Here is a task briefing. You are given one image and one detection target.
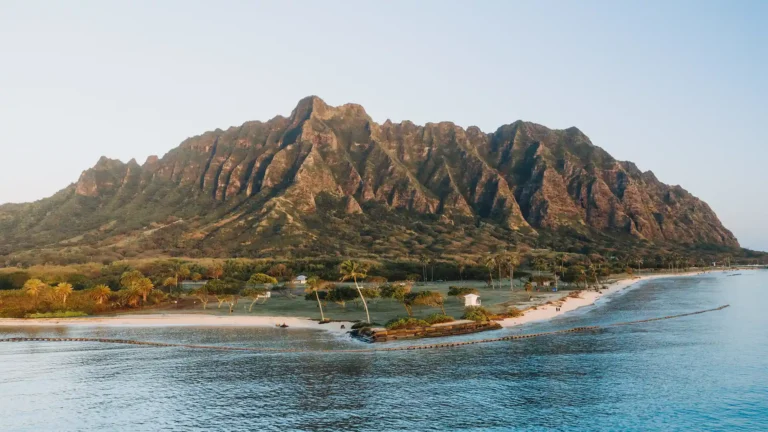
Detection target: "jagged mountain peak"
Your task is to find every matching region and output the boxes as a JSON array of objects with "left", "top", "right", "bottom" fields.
[{"left": 0, "top": 97, "right": 739, "bottom": 261}]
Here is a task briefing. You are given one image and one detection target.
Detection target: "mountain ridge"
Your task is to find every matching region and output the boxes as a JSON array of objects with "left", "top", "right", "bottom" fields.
[{"left": 0, "top": 96, "right": 739, "bottom": 264}]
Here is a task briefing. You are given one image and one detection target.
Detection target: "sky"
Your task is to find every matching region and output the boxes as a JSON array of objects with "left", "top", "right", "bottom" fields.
[{"left": 1, "top": 0, "right": 766, "bottom": 250}]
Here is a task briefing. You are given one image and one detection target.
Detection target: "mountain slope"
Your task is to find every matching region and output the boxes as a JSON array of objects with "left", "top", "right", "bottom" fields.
[{"left": 0, "top": 96, "right": 738, "bottom": 263}]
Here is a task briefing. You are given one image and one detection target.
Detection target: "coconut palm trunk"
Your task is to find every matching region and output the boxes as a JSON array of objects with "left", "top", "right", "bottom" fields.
[
  {"left": 352, "top": 275, "right": 371, "bottom": 324},
  {"left": 488, "top": 268, "right": 494, "bottom": 290},
  {"left": 315, "top": 290, "right": 325, "bottom": 321}
]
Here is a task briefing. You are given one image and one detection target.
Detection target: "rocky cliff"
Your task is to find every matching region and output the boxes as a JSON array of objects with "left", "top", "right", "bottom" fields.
[{"left": 0, "top": 96, "right": 738, "bottom": 262}]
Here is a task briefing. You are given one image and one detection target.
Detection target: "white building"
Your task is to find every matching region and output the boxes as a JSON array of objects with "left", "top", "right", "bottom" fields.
[
  {"left": 293, "top": 275, "right": 308, "bottom": 284},
  {"left": 464, "top": 293, "right": 481, "bottom": 307}
]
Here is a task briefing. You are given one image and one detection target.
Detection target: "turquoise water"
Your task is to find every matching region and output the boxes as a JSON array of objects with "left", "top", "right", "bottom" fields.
[{"left": 1, "top": 271, "right": 767, "bottom": 431}]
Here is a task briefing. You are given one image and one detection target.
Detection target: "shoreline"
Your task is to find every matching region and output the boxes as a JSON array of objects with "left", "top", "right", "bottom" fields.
[
  {"left": 0, "top": 313, "right": 354, "bottom": 334},
  {"left": 498, "top": 270, "right": 734, "bottom": 328},
  {"left": 0, "top": 270, "right": 744, "bottom": 335}
]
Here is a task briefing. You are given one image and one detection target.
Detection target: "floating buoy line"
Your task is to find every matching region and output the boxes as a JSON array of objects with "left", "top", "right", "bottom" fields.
[{"left": 0, "top": 305, "right": 729, "bottom": 354}]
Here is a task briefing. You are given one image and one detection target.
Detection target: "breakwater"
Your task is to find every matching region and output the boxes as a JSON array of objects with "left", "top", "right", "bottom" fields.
[
  {"left": 0, "top": 305, "right": 729, "bottom": 354},
  {"left": 353, "top": 320, "right": 502, "bottom": 343}
]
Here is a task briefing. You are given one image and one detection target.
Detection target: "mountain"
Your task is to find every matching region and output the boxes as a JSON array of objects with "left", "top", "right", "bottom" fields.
[{"left": 0, "top": 96, "right": 738, "bottom": 264}]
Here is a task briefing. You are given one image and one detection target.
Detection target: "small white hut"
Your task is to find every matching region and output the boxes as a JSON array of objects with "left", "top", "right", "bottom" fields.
[
  {"left": 464, "top": 293, "right": 481, "bottom": 307},
  {"left": 293, "top": 275, "right": 307, "bottom": 284}
]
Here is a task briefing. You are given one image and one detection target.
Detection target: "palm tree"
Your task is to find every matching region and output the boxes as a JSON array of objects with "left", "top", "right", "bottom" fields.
[
  {"left": 485, "top": 255, "right": 497, "bottom": 290},
  {"left": 134, "top": 278, "right": 154, "bottom": 304},
  {"left": 418, "top": 255, "right": 428, "bottom": 282},
  {"left": 22, "top": 279, "right": 48, "bottom": 309},
  {"left": 339, "top": 260, "right": 371, "bottom": 324},
  {"left": 504, "top": 252, "right": 520, "bottom": 290},
  {"left": 306, "top": 276, "right": 327, "bottom": 322},
  {"left": 457, "top": 260, "right": 466, "bottom": 281},
  {"left": 495, "top": 253, "right": 505, "bottom": 291},
  {"left": 428, "top": 256, "right": 436, "bottom": 282},
  {"left": 162, "top": 277, "right": 177, "bottom": 294},
  {"left": 120, "top": 287, "right": 142, "bottom": 308},
  {"left": 53, "top": 282, "right": 74, "bottom": 306},
  {"left": 167, "top": 260, "right": 191, "bottom": 295},
  {"left": 90, "top": 284, "right": 112, "bottom": 305},
  {"left": 120, "top": 270, "right": 144, "bottom": 290}
]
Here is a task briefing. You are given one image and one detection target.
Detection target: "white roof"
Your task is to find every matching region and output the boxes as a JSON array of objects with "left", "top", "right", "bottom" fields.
[
  {"left": 295, "top": 275, "right": 307, "bottom": 280},
  {"left": 464, "top": 293, "right": 479, "bottom": 299}
]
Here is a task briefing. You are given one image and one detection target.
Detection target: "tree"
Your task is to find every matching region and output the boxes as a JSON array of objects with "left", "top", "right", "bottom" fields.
[
  {"left": 242, "top": 287, "right": 268, "bottom": 312},
  {"left": 248, "top": 273, "right": 278, "bottom": 286},
  {"left": 305, "top": 276, "right": 327, "bottom": 321},
  {"left": 89, "top": 284, "right": 112, "bottom": 305},
  {"left": 326, "top": 285, "right": 358, "bottom": 309},
  {"left": 22, "top": 279, "right": 48, "bottom": 309},
  {"left": 166, "top": 260, "right": 191, "bottom": 295},
  {"left": 118, "top": 287, "right": 142, "bottom": 308},
  {"left": 457, "top": 260, "right": 466, "bottom": 281},
  {"left": 208, "top": 263, "right": 224, "bottom": 280},
  {"left": 381, "top": 283, "right": 414, "bottom": 316},
  {"left": 205, "top": 279, "right": 241, "bottom": 309},
  {"left": 267, "top": 264, "right": 289, "bottom": 280},
  {"left": 53, "top": 282, "right": 74, "bottom": 306},
  {"left": 495, "top": 253, "right": 508, "bottom": 291},
  {"left": 162, "top": 277, "right": 177, "bottom": 293},
  {"left": 428, "top": 256, "right": 437, "bottom": 282},
  {"left": 120, "top": 270, "right": 144, "bottom": 290},
  {"left": 192, "top": 285, "right": 210, "bottom": 309},
  {"left": 134, "top": 278, "right": 154, "bottom": 303},
  {"left": 412, "top": 290, "right": 446, "bottom": 315},
  {"left": 485, "top": 255, "right": 497, "bottom": 289},
  {"left": 504, "top": 252, "right": 520, "bottom": 290},
  {"left": 225, "top": 294, "right": 239, "bottom": 313},
  {"left": 534, "top": 258, "right": 548, "bottom": 278},
  {"left": 339, "top": 260, "right": 371, "bottom": 323},
  {"left": 418, "top": 255, "right": 428, "bottom": 282}
]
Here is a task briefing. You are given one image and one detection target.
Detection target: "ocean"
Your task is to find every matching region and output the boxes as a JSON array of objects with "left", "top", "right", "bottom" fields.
[{"left": 1, "top": 271, "right": 766, "bottom": 431}]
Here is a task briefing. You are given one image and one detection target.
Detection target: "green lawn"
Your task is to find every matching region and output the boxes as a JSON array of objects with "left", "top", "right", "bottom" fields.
[{"left": 161, "top": 280, "right": 581, "bottom": 324}]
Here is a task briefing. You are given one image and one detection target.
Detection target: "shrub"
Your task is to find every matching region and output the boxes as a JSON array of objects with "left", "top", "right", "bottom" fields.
[
  {"left": 447, "top": 286, "right": 479, "bottom": 297},
  {"left": 385, "top": 317, "right": 430, "bottom": 330},
  {"left": 463, "top": 306, "right": 493, "bottom": 322},
  {"left": 507, "top": 307, "right": 524, "bottom": 318},
  {"left": 351, "top": 321, "right": 380, "bottom": 330},
  {"left": 424, "top": 313, "right": 454, "bottom": 325},
  {"left": 26, "top": 311, "right": 88, "bottom": 318}
]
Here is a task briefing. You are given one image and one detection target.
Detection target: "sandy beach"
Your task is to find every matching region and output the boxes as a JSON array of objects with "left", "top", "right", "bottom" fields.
[
  {"left": 0, "top": 270, "right": 738, "bottom": 334},
  {"left": 498, "top": 271, "right": 724, "bottom": 328},
  {"left": 0, "top": 313, "right": 354, "bottom": 334}
]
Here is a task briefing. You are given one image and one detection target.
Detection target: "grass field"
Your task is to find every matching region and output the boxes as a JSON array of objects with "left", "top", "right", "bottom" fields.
[{"left": 150, "top": 280, "right": 583, "bottom": 324}]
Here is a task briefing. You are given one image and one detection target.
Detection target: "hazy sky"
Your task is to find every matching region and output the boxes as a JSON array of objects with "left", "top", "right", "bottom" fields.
[{"left": 1, "top": 1, "right": 766, "bottom": 250}]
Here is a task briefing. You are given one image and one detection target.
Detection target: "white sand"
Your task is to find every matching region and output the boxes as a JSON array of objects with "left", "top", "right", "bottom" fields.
[
  {"left": 0, "top": 314, "right": 354, "bottom": 334},
  {"left": 0, "top": 270, "right": 740, "bottom": 335},
  {"left": 498, "top": 271, "right": 723, "bottom": 328}
]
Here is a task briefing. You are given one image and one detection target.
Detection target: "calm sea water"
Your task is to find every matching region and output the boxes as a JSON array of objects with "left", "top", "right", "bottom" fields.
[{"left": 1, "top": 271, "right": 767, "bottom": 431}]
